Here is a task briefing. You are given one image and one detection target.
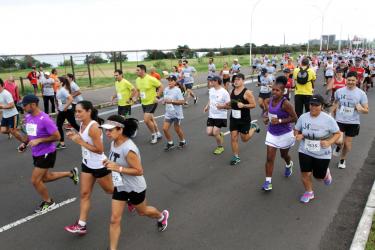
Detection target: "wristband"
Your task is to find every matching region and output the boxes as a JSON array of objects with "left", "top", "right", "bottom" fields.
[{"left": 119, "top": 166, "right": 123, "bottom": 173}]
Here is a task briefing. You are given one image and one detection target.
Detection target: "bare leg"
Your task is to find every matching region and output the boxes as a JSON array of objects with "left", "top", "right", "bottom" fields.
[{"left": 109, "top": 199, "right": 126, "bottom": 250}]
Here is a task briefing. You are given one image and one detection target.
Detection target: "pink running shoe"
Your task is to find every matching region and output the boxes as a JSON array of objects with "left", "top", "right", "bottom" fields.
[
  {"left": 64, "top": 221, "right": 87, "bottom": 235},
  {"left": 157, "top": 210, "right": 169, "bottom": 232},
  {"left": 127, "top": 203, "right": 136, "bottom": 213}
]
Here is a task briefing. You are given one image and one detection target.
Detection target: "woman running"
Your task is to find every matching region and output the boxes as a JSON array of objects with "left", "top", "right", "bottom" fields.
[
  {"left": 102, "top": 115, "right": 169, "bottom": 250},
  {"left": 64, "top": 100, "right": 113, "bottom": 235},
  {"left": 294, "top": 94, "right": 341, "bottom": 203},
  {"left": 55, "top": 76, "right": 79, "bottom": 149},
  {"left": 262, "top": 76, "right": 298, "bottom": 191}
]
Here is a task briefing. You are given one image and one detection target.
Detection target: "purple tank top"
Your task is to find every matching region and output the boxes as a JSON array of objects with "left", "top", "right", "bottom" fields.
[{"left": 268, "top": 96, "right": 292, "bottom": 136}]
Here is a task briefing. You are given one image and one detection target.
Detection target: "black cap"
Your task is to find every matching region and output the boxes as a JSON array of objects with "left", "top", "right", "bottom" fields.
[
  {"left": 211, "top": 75, "right": 222, "bottom": 84},
  {"left": 283, "top": 68, "right": 291, "bottom": 73},
  {"left": 309, "top": 94, "right": 324, "bottom": 105},
  {"left": 167, "top": 75, "right": 177, "bottom": 81},
  {"left": 207, "top": 75, "right": 213, "bottom": 81},
  {"left": 22, "top": 94, "right": 39, "bottom": 106},
  {"left": 261, "top": 68, "right": 267, "bottom": 75}
]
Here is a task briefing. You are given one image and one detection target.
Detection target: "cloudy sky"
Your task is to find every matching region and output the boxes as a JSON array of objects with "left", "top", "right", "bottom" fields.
[{"left": 0, "top": 0, "right": 373, "bottom": 55}]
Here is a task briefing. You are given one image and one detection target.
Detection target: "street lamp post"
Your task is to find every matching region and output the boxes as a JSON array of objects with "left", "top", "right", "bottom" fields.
[
  {"left": 313, "top": 0, "right": 332, "bottom": 52},
  {"left": 249, "top": 0, "right": 262, "bottom": 67}
]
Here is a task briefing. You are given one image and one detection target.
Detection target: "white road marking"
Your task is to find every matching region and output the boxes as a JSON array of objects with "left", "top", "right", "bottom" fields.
[
  {"left": 0, "top": 197, "right": 77, "bottom": 233},
  {"left": 139, "top": 115, "right": 165, "bottom": 124}
]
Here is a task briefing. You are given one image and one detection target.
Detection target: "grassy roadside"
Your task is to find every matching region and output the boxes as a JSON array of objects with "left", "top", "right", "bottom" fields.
[{"left": 366, "top": 216, "right": 375, "bottom": 250}]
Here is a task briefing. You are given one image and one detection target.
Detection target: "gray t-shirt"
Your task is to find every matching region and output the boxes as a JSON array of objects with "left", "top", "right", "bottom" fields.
[
  {"left": 56, "top": 88, "right": 72, "bottom": 111},
  {"left": 70, "top": 81, "right": 83, "bottom": 104},
  {"left": 334, "top": 87, "right": 368, "bottom": 125},
  {"left": 259, "top": 75, "right": 273, "bottom": 93},
  {"left": 295, "top": 112, "right": 339, "bottom": 159},
  {"left": 0, "top": 89, "right": 18, "bottom": 118},
  {"left": 208, "top": 63, "right": 216, "bottom": 76},
  {"left": 182, "top": 66, "right": 196, "bottom": 84},
  {"left": 109, "top": 139, "right": 147, "bottom": 193},
  {"left": 40, "top": 77, "right": 55, "bottom": 96},
  {"left": 163, "top": 86, "right": 184, "bottom": 119}
]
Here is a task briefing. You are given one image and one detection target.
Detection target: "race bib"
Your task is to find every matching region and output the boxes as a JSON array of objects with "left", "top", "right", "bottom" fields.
[
  {"left": 260, "top": 86, "right": 270, "bottom": 93},
  {"left": 339, "top": 105, "right": 354, "bottom": 116},
  {"left": 232, "top": 109, "right": 241, "bottom": 119},
  {"left": 283, "top": 88, "right": 288, "bottom": 95},
  {"left": 140, "top": 92, "right": 146, "bottom": 99},
  {"left": 112, "top": 172, "right": 124, "bottom": 187},
  {"left": 268, "top": 113, "right": 278, "bottom": 121},
  {"left": 117, "top": 93, "right": 122, "bottom": 100},
  {"left": 184, "top": 73, "right": 191, "bottom": 78},
  {"left": 26, "top": 123, "right": 37, "bottom": 136},
  {"left": 82, "top": 147, "right": 90, "bottom": 160},
  {"left": 304, "top": 139, "right": 321, "bottom": 152}
]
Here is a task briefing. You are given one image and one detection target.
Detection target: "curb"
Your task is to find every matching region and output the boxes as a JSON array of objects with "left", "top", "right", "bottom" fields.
[{"left": 350, "top": 181, "right": 375, "bottom": 250}]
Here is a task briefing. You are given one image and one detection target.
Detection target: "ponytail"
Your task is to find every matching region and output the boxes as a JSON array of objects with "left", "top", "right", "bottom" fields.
[
  {"left": 107, "top": 115, "right": 138, "bottom": 138},
  {"left": 77, "top": 100, "right": 104, "bottom": 125}
]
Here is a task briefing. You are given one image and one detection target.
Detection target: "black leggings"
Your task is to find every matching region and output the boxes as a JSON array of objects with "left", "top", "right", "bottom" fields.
[
  {"left": 56, "top": 109, "right": 79, "bottom": 142},
  {"left": 294, "top": 95, "right": 311, "bottom": 117},
  {"left": 43, "top": 96, "right": 55, "bottom": 114}
]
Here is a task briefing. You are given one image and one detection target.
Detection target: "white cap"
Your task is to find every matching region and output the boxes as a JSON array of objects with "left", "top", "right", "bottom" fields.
[
  {"left": 44, "top": 71, "right": 50, "bottom": 76},
  {"left": 100, "top": 120, "right": 124, "bottom": 130},
  {"left": 233, "top": 58, "right": 239, "bottom": 62}
]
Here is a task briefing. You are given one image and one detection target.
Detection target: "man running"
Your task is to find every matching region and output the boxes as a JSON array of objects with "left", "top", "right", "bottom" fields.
[
  {"left": 112, "top": 69, "right": 136, "bottom": 118},
  {"left": 204, "top": 76, "right": 230, "bottom": 155},
  {"left": 0, "top": 78, "right": 19, "bottom": 139},
  {"left": 135, "top": 64, "right": 163, "bottom": 144},
  {"left": 331, "top": 71, "right": 369, "bottom": 169},
  {"left": 181, "top": 60, "right": 198, "bottom": 104},
  {"left": 13, "top": 95, "right": 79, "bottom": 212}
]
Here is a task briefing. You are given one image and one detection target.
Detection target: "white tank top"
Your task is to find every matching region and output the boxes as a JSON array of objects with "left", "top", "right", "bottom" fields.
[
  {"left": 80, "top": 120, "right": 106, "bottom": 169},
  {"left": 325, "top": 62, "right": 334, "bottom": 76}
]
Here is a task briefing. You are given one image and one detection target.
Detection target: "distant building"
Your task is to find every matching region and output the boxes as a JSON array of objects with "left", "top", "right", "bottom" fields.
[{"left": 322, "top": 35, "right": 336, "bottom": 45}]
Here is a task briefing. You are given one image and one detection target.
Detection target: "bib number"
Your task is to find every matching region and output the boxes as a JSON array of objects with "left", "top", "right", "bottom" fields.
[
  {"left": 339, "top": 106, "right": 354, "bottom": 116},
  {"left": 184, "top": 73, "right": 190, "bottom": 78},
  {"left": 232, "top": 109, "right": 241, "bottom": 119},
  {"left": 112, "top": 172, "right": 124, "bottom": 187},
  {"left": 268, "top": 113, "right": 277, "bottom": 122},
  {"left": 82, "top": 147, "right": 90, "bottom": 160},
  {"left": 304, "top": 139, "right": 321, "bottom": 152},
  {"left": 166, "top": 103, "right": 175, "bottom": 112},
  {"left": 117, "top": 93, "right": 122, "bottom": 100},
  {"left": 260, "top": 86, "right": 270, "bottom": 93},
  {"left": 26, "top": 123, "right": 37, "bottom": 136},
  {"left": 140, "top": 92, "right": 146, "bottom": 99}
]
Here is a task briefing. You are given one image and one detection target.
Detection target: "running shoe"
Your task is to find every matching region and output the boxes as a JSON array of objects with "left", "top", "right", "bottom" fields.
[
  {"left": 164, "top": 143, "right": 175, "bottom": 151},
  {"left": 324, "top": 168, "right": 332, "bottom": 185},
  {"left": 8, "top": 133, "right": 13, "bottom": 140},
  {"left": 230, "top": 156, "right": 241, "bottom": 165},
  {"left": 157, "top": 210, "right": 169, "bottom": 232},
  {"left": 338, "top": 159, "right": 346, "bottom": 169},
  {"left": 70, "top": 167, "right": 79, "bottom": 185},
  {"left": 250, "top": 120, "right": 260, "bottom": 133},
  {"left": 64, "top": 221, "right": 87, "bottom": 235},
  {"left": 35, "top": 199, "right": 56, "bottom": 213},
  {"left": 194, "top": 97, "right": 198, "bottom": 104},
  {"left": 156, "top": 132, "right": 163, "bottom": 140},
  {"left": 178, "top": 141, "right": 187, "bottom": 149},
  {"left": 332, "top": 146, "right": 341, "bottom": 157},
  {"left": 284, "top": 161, "right": 293, "bottom": 177},
  {"left": 56, "top": 143, "right": 66, "bottom": 150},
  {"left": 213, "top": 146, "right": 224, "bottom": 155},
  {"left": 261, "top": 181, "right": 273, "bottom": 191},
  {"left": 127, "top": 203, "right": 136, "bottom": 213},
  {"left": 300, "top": 192, "right": 315, "bottom": 203},
  {"left": 17, "top": 143, "right": 27, "bottom": 153},
  {"left": 150, "top": 135, "right": 158, "bottom": 144}
]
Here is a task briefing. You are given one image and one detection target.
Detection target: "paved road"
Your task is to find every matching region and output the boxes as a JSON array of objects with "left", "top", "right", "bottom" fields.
[{"left": 0, "top": 69, "right": 374, "bottom": 250}]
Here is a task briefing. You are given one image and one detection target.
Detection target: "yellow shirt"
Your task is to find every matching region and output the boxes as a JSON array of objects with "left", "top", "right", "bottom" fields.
[
  {"left": 293, "top": 67, "right": 316, "bottom": 96},
  {"left": 115, "top": 79, "right": 134, "bottom": 106},
  {"left": 136, "top": 74, "right": 161, "bottom": 105}
]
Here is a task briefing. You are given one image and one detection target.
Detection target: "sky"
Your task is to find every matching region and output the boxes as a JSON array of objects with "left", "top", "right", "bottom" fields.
[{"left": 0, "top": 0, "right": 373, "bottom": 55}]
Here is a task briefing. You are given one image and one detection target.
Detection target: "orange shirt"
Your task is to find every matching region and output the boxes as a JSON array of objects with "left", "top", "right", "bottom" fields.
[
  {"left": 50, "top": 74, "right": 59, "bottom": 92},
  {"left": 150, "top": 72, "right": 161, "bottom": 80}
]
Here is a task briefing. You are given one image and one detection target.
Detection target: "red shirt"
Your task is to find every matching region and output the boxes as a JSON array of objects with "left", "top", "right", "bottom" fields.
[
  {"left": 4, "top": 81, "right": 20, "bottom": 102},
  {"left": 333, "top": 77, "right": 346, "bottom": 90},
  {"left": 349, "top": 66, "right": 365, "bottom": 82},
  {"left": 27, "top": 71, "right": 38, "bottom": 85},
  {"left": 286, "top": 78, "right": 293, "bottom": 89}
]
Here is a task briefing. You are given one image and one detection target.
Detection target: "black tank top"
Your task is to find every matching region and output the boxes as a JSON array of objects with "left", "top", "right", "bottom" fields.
[{"left": 230, "top": 87, "right": 251, "bottom": 122}]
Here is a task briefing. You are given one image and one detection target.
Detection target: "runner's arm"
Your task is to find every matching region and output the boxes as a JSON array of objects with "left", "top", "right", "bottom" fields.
[
  {"left": 105, "top": 151, "right": 143, "bottom": 176},
  {"left": 82, "top": 123, "right": 104, "bottom": 154},
  {"left": 243, "top": 90, "right": 256, "bottom": 109},
  {"left": 281, "top": 100, "right": 298, "bottom": 124},
  {"left": 63, "top": 95, "right": 74, "bottom": 111},
  {"left": 0, "top": 101, "right": 15, "bottom": 109}
]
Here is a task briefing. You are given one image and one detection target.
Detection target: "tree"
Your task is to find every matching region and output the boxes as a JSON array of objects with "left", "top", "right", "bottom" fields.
[
  {"left": 175, "top": 45, "right": 196, "bottom": 59},
  {"left": 16, "top": 56, "right": 51, "bottom": 69},
  {"left": 84, "top": 54, "right": 107, "bottom": 64},
  {"left": 106, "top": 52, "right": 128, "bottom": 62},
  {"left": 145, "top": 50, "right": 167, "bottom": 60},
  {"left": 59, "top": 59, "right": 74, "bottom": 67},
  {"left": 0, "top": 56, "right": 17, "bottom": 70}
]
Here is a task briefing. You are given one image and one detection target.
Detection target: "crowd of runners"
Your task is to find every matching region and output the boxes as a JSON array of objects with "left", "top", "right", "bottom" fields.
[{"left": 0, "top": 48, "right": 372, "bottom": 249}]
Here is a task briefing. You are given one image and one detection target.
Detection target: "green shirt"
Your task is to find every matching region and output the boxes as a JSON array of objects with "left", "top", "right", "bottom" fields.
[
  {"left": 115, "top": 79, "right": 134, "bottom": 106},
  {"left": 136, "top": 74, "right": 161, "bottom": 105}
]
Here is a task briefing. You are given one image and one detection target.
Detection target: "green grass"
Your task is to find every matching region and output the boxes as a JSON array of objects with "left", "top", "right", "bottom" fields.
[{"left": 366, "top": 217, "right": 375, "bottom": 250}]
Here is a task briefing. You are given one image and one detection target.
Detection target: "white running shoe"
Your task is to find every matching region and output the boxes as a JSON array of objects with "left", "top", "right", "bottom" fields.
[{"left": 338, "top": 160, "right": 346, "bottom": 169}]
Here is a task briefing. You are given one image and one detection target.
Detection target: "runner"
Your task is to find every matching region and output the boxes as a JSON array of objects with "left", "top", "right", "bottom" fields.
[
  {"left": 257, "top": 68, "right": 274, "bottom": 115},
  {"left": 324, "top": 56, "right": 335, "bottom": 94},
  {"left": 111, "top": 70, "right": 136, "bottom": 118},
  {"left": 150, "top": 67, "right": 161, "bottom": 80},
  {"left": 224, "top": 73, "right": 260, "bottom": 165},
  {"left": 50, "top": 68, "right": 59, "bottom": 99},
  {"left": 294, "top": 94, "right": 341, "bottom": 203},
  {"left": 230, "top": 58, "right": 241, "bottom": 79},
  {"left": 55, "top": 76, "right": 80, "bottom": 149},
  {"left": 12, "top": 94, "right": 79, "bottom": 212},
  {"left": 27, "top": 66, "right": 39, "bottom": 95},
  {"left": 220, "top": 62, "right": 231, "bottom": 91},
  {"left": 330, "top": 68, "right": 346, "bottom": 102},
  {"left": 204, "top": 76, "right": 230, "bottom": 155},
  {"left": 331, "top": 71, "right": 369, "bottom": 169},
  {"left": 283, "top": 68, "right": 293, "bottom": 100},
  {"left": 349, "top": 57, "right": 365, "bottom": 90},
  {"left": 102, "top": 115, "right": 169, "bottom": 250},
  {"left": 262, "top": 76, "right": 297, "bottom": 190},
  {"left": 135, "top": 64, "right": 163, "bottom": 144},
  {"left": 39, "top": 71, "right": 56, "bottom": 114},
  {"left": 64, "top": 100, "right": 113, "bottom": 235},
  {"left": 162, "top": 75, "right": 186, "bottom": 151},
  {"left": 67, "top": 73, "right": 83, "bottom": 112},
  {"left": 181, "top": 60, "right": 198, "bottom": 104},
  {"left": 208, "top": 57, "right": 216, "bottom": 78},
  {"left": 293, "top": 57, "right": 316, "bottom": 117},
  {"left": 0, "top": 78, "right": 19, "bottom": 139},
  {"left": 369, "top": 57, "right": 375, "bottom": 88}
]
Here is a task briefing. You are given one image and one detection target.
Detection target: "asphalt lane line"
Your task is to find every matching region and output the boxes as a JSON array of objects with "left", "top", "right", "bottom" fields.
[
  {"left": 0, "top": 197, "right": 77, "bottom": 233},
  {"left": 139, "top": 115, "right": 165, "bottom": 124}
]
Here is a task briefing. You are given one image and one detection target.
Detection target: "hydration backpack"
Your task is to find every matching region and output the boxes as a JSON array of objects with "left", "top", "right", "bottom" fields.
[{"left": 297, "top": 67, "right": 309, "bottom": 85}]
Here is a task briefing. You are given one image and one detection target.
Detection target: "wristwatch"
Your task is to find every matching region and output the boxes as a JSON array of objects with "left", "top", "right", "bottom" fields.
[{"left": 278, "top": 119, "right": 282, "bottom": 124}]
